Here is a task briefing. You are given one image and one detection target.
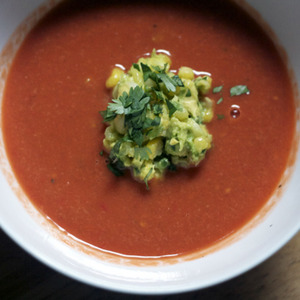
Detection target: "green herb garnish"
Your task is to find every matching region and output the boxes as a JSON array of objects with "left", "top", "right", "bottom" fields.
[
  {"left": 144, "top": 168, "right": 153, "bottom": 190},
  {"left": 166, "top": 99, "right": 177, "bottom": 117},
  {"left": 140, "top": 63, "right": 184, "bottom": 93},
  {"left": 213, "top": 85, "right": 223, "bottom": 94},
  {"left": 230, "top": 85, "right": 249, "bottom": 96},
  {"left": 217, "top": 97, "right": 223, "bottom": 104},
  {"left": 134, "top": 147, "right": 152, "bottom": 161},
  {"left": 132, "top": 63, "right": 140, "bottom": 71}
]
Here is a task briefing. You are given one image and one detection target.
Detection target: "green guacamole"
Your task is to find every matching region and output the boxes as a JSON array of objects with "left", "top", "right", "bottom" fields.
[{"left": 101, "top": 50, "right": 213, "bottom": 188}]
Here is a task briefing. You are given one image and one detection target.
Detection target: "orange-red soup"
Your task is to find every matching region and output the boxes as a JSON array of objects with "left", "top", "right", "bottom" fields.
[{"left": 2, "top": 0, "right": 295, "bottom": 257}]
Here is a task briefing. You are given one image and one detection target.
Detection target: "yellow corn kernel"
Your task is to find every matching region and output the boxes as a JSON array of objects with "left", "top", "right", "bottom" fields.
[
  {"left": 121, "top": 156, "right": 132, "bottom": 167},
  {"left": 173, "top": 109, "right": 189, "bottom": 121},
  {"left": 194, "top": 137, "right": 209, "bottom": 153},
  {"left": 104, "top": 126, "right": 119, "bottom": 142},
  {"left": 146, "top": 137, "right": 163, "bottom": 159},
  {"left": 103, "top": 138, "right": 111, "bottom": 151},
  {"left": 195, "top": 76, "right": 212, "bottom": 95},
  {"left": 178, "top": 67, "right": 195, "bottom": 80},
  {"left": 202, "top": 109, "right": 213, "bottom": 123},
  {"left": 201, "top": 97, "right": 213, "bottom": 122},
  {"left": 105, "top": 68, "right": 124, "bottom": 89},
  {"left": 113, "top": 114, "right": 126, "bottom": 135}
]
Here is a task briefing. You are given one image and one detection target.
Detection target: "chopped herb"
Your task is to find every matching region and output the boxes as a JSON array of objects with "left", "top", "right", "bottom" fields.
[
  {"left": 99, "top": 150, "right": 104, "bottom": 156},
  {"left": 128, "top": 128, "right": 144, "bottom": 146},
  {"left": 165, "top": 99, "right": 177, "bottom": 117},
  {"left": 156, "top": 73, "right": 177, "bottom": 92},
  {"left": 150, "top": 116, "right": 161, "bottom": 127},
  {"left": 217, "top": 114, "right": 225, "bottom": 120},
  {"left": 153, "top": 89, "right": 164, "bottom": 101},
  {"left": 144, "top": 168, "right": 153, "bottom": 190},
  {"left": 172, "top": 75, "right": 184, "bottom": 87},
  {"left": 213, "top": 85, "right": 223, "bottom": 94},
  {"left": 230, "top": 85, "right": 249, "bottom": 96},
  {"left": 101, "top": 86, "right": 158, "bottom": 146},
  {"left": 132, "top": 63, "right": 140, "bottom": 71},
  {"left": 217, "top": 97, "right": 223, "bottom": 104},
  {"left": 142, "top": 116, "right": 161, "bottom": 130},
  {"left": 140, "top": 63, "right": 153, "bottom": 82},
  {"left": 106, "top": 141, "right": 125, "bottom": 177},
  {"left": 107, "top": 163, "right": 124, "bottom": 177},
  {"left": 99, "top": 109, "right": 116, "bottom": 122},
  {"left": 153, "top": 103, "right": 163, "bottom": 115},
  {"left": 146, "top": 126, "right": 161, "bottom": 139},
  {"left": 107, "top": 98, "right": 126, "bottom": 115},
  {"left": 134, "top": 147, "right": 152, "bottom": 160},
  {"left": 186, "top": 89, "right": 192, "bottom": 97},
  {"left": 140, "top": 63, "right": 183, "bottom": 93}
]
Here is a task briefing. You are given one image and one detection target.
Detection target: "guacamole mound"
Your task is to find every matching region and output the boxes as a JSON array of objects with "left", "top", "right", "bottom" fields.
[{"left": 101, "top": 50, "right": 213, "bottom": 188}]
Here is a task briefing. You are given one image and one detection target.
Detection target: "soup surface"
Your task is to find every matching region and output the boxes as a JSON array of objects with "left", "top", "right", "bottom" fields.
[{"left": 2, "top": 0, "right": 295, "bottom": 257}]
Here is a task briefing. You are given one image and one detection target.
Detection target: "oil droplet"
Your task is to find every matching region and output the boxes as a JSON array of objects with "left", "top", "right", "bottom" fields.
[{"left": 230, "top": 104, "right": 240, "bottom": 119}]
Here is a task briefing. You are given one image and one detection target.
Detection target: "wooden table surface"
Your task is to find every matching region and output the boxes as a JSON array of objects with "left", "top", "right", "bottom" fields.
[{"left": 0, "top": 229, "right": 299, "bottom": 300}]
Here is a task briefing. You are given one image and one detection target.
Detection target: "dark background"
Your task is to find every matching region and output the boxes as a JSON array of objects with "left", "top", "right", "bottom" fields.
[{"left": 0, "top": 229, "right": 299, "bottom": 300}]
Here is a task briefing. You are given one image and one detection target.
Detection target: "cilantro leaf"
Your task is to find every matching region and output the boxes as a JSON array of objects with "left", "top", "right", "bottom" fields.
[
  {"left": 128, "top": 128, "right": 144, "bottom": 146},
  {"left": 165, "top": 99, "right": 177, "bottom": 117},
  {"left": 153, "top": 103, "right": 163, "bottom": 115},
  {"left": 172, "top": 75, "right": 184, "bottom": 87},
  {"left": 217, "top": 97, "right": 223, "bottom": 104},
  {"left": 107, "top": 163, "right": 124, "bottom": 177},
  {"left": 106, "top": 141, "right": 125, "bottom": 177},
  {"left": 99, "top": 109, "right": 116, "bottom": 122},
  {"left": 141, "top": 63, "right": 152, "bottom": 82},
  {"left": 151, "top": 115, "right": 161, "bottom": 126},
  {"left": 132, "top": 63, "right": 140, "bottom": 71},
  {"left": 213, "top": 85, "right": 223, "bottom": 94},
  {"left": 144, "top": 168, "right": 153, "bottom": 190},
  {"left": 230, "top": 85, "right": 250, "bottom": 96},
  {"left": 130, "top": 86, "right": 146, "bottom": 105},
  {"left": 156, "top": 73, "right": 177, "bottom": 92},
  {"left": 134, "top": 147, "right": 152, "bottom": 161},
  {"left": 107, "top": 98, "right": 125, "bottom": 114},
  {"left": 153, "top": 89, "right": 165, "bottom": 101},
  {"left": 146, "top": 126, "right": 161, "bottom": 139},
  {"left": 143, "top": 116, "right": 161, "bottom": 130}
]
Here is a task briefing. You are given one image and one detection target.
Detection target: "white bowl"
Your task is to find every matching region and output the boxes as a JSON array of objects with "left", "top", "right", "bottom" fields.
[{"left": 0, "top": 0, "right": 299, "bottom": 295}]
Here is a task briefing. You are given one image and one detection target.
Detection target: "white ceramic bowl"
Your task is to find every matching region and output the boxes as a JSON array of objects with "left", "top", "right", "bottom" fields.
[{"left": 0, "top": 0, "right": 299, "bottom": 295}]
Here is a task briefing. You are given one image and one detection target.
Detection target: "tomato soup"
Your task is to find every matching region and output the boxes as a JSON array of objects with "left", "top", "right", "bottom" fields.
[{"left": 1, "top": 0, "right": 295, "bottom": 257}]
